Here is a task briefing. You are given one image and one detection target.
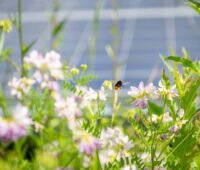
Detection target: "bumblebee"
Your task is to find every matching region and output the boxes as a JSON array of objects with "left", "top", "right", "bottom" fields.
[{"left": 114, "top": 80, "right": 123, "bottom": 90}]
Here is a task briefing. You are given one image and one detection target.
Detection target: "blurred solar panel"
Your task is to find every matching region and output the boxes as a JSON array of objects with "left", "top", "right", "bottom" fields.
[{"left": 0, "top": 0, "right": 200, "bottom": 90}]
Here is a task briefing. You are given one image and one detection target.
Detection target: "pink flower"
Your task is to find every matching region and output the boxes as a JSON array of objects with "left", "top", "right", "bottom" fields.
[
  {"left": 78, "top": 135, "right": 101, "bottom": 155},
  {"left": 128, "top": 82, "right": 158, "bottom": 109},
  {"left": 0, "top": 105, "right": 32, "bottom": 141},
  {"left": 133, "top": 97, "right": 148, "bottom": 109}
]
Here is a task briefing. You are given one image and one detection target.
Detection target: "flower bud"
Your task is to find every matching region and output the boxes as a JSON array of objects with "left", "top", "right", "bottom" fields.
[
  {"left": 80, "top": 64, "right": 87, "bottom": 71},
  {"left": 0, "top": 19, "right": 12, "bottom": 33},
  {"left": 70, "top": 67, "right": 79, "bottom": 76},
  {"left": 103, "top": 80, "right": 112, "bottom": 90}
]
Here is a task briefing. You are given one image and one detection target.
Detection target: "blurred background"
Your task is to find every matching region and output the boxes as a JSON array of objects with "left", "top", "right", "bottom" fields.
[{"left": 0, "top": 0, "right": 200, "bottom": 89}]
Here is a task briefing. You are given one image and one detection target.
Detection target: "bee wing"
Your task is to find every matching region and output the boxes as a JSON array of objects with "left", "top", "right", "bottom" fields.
[{"left": 123, "top": 82, "right": 130, "bottom": 86}]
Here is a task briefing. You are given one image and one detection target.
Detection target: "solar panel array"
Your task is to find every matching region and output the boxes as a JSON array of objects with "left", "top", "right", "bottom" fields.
[{"left": 0, "top": 0, "right": 200, "bottom": 89}]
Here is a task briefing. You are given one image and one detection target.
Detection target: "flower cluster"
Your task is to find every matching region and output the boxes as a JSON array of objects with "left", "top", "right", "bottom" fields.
[
  {"left": 54, "top": 94, "right": 82, "bottom": 130},
  {"left": 8, "top": 77, "right": 35, "bottom": 99},
  {"left": 99, "top": 127, "right": 133, "bottom": 165},
  {"left": 128, "top": 81, "right": 179, "bottom": 109},
  {"left": 24, "top": 50, "right": 64, "bottom": 91},
  {"left": 128, "top": 82, "right": 158, "bottom": 109},
  {"left": 158, "top": 81, "right": 178, "bottom": 100},
  {"left": 0, "top": 105, "right": 32, "bottom": 141},
  {"left": 170, "top": 108, "right": 187, "bottom": 134},
  {"left": 76, "top": 85, "right": 108, "bottom": 103},
  {"left": 75, "top": 131, "right": 101, "bottom": 156}
]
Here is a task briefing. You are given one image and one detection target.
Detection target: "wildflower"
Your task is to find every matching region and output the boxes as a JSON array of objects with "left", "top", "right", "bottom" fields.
[
  {"left": 70, "top": 67, "right": 79, "bottom": 76},
  {"left": 103, "top": 80, "right": 113, "bottom": 90},
  {"left": 151, "top": 114, "right": 159, "bottom": 122},
  {"left": 8, "top": 77, "right": 35, "bottom": 99},
  {"left": 163, "top": 112, "right": 173, "bottom": 123},
  {"left": 133, "top": 97, "right": 148, "bottom": 109},
  {"left": 0, "top": 105, "right": 32, "bottom": 141},
  {"left": 24, "top": 50, "right": 64, "bottom": 80},
  {"left": 75, "top": 131, "right": 101, "bottom": 156},
  {"left": 83, "top": 156, "right": 91, "bottom": 168},
  {"left": 54, "top": 95, "right": 82, "bottom": 130},
  {"left": 99, "top": 127, "right": 133, "bottom": 165},
  {"left": 84, "top": 88, "right": 98, "bottom": 101},
  {"left": 55, "top": 96, "right": 81, "bottom": 118},
  {"left": 158, "top": 81, "right": 178, "bottom": 100},
  {"left": 170, "top": 109, "right": 187, "bottom": 134},
  {"left": 0, "top": 19, "right": 12, "bottom": 32},
  {"left": 120, "top": 164, "right": 137, "bottom": 170},
  {"left": 34, "top": 121, "right": 44, "bottom": 133},
  {"left": 160, "top": 134, "right": 169, "bottom": 140},
  {"left": 98, "top": 87, "right": 107, "bottom": 101},
  {"left": 80, "top": 64, "right": 87, "bottom": 71},
  {"left": 128, "top": 82, "right": 158, "bottom": 109}
]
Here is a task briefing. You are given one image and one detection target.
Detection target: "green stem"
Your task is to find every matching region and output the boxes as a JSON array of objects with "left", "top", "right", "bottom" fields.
[
  {"left": 110, "top": 0, "right": 119, "bottom": 81},
  {"left": 157, "top": 134, "right": 175, "bottom": 160},
  {"left": 0, "top": 32, "right": 5, "bottom": 52},
  {"left": 18, "top": 0, "right": 24, "bottom": 77},
  {"left": 6, "top": 58, "right": 20, "bottom": 73},
  {"left": 151, "top": 132, "right": 155, "bottom": 170},
  {"left": 111, "top": 90, "right": 118, "bottom": 127}
]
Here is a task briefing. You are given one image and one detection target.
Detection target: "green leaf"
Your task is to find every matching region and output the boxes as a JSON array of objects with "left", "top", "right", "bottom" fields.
[
  {"left": 148, "top": 100, "right": 164, "bottom": 116},
  {"left": 171, "top": 129, "right": 196, "bottom": 169},
  {"left": 0, "top": 47, "right": 12, "bottom": 62},
  {"left": 188, "top": 0, "right": 200, "bottom": 15},
  {"left": 161, "top": 69, "right": 171, "bottom": 88},
  {"left": 160, "top": 55, "right": 173, "bottom": 73},
  {"left": 76, "top": 75, "right": 98, "bottom": 86},
  {"left": 52, "top": 19, "right": 66, "bottom": 37},
  {"left": 180, "top": 78, "right": 200, "bottom": 118},
  {"left": 0, "top": 89, "right": 8, "bottom": 116},
  {"left": 22, "top": 39, "right": 37, "bottom": 56},
  {"left": 105, "top": 45, "right": 115, "bottom": 60},
  {"left": 165, "top": 56, "right": 200, "bottom": 76}
]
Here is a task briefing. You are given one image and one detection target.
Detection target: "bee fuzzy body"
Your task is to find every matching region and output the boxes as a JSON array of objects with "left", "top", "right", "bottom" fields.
[{"left": 114, "top": 80, "right": 123, "bottom": 91}]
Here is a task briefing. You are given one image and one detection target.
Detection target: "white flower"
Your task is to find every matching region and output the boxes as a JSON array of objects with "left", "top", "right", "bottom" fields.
[
  {"left": 128, "top": 82, "right": 158, "bottom": 109},
  {"left": 98, "top": 87, "right": 107, "bottom": 101},
  {"left": 24, "top": 50, "right": 44, "bottom": 69},
  {"left": 128, "top": 82, "right": 157, "bottom": 99},
  {"left": 151, "top": 114, "right": 159, "bottom": 122},
  {"left": 158, "top": 81, "right": 178, "bottom": 100},
  {"left": 54, "top": 95, "right": 82, "bottom": 130},
  {"left": 8, "top": 77, "right": 35, "bottom": 99},
  {"left": 45, "top": 51, "right": 64, "bottom": 79},
  {"left": 177, "top": 108, "right": 184, "bottom": 118},
  {"left": 163, "top": 112, "right": 173, "bottom": 123},
  {"left": 120, "top": 165, "right": 137, "bottom": 170},
  {"left": 170, "top": 108, "right": 187, "bottom": 134},
  {"left": 84, "top": 88, "right": 98, "bottom": 101},
  {"left": 24, "top": 50, "right": 64, "bottom": 81},
  {"left": 99, "top": 127, "right": 133, "bottom": 165}
]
